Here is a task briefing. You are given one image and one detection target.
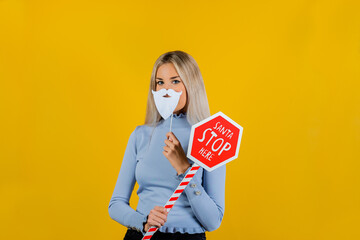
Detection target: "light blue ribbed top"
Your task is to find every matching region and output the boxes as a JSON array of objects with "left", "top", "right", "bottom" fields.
[{"left": 108, "top": 112, "right": 226, "bottom": 236}]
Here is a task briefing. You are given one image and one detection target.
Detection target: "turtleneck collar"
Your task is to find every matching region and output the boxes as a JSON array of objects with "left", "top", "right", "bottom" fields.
[
  {"left": 158, "top": 112, "right": 190, "bottom": 129},
  {"left": 172, "top": 112, "right": 186, "bottom": 119}
]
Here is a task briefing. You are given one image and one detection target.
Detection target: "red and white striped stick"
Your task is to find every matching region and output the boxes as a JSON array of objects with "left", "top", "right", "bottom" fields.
[{"left": 141, "top": 163, "right": 200, "bottom": 240}]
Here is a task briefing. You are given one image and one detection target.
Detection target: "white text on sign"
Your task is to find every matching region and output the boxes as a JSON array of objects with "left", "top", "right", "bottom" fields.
[{"left": 197, "top": 122, "right": 233, "bottom": 161}]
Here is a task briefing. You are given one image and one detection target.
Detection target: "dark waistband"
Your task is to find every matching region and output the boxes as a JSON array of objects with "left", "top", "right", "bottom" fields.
[{"left": 127, "top": 228, "right": 206, "bottom": 236}]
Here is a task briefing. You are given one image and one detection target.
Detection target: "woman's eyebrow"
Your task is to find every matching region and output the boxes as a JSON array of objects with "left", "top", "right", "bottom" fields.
[{"left": 156, "top": 76, "right": 180, "bottom": 80}]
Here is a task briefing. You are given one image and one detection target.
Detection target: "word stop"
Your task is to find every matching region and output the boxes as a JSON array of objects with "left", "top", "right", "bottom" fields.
[{"left": 197, "top": 128, "right": 232, "bottom": 161}]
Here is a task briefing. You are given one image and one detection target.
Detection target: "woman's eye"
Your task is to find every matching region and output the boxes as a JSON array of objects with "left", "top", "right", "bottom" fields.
[
  {"left": 172, "top": 80, "right": 180, "bottom": 84},
  {"left": 156, "top": 81, "right": 164, "bottom": 85}
]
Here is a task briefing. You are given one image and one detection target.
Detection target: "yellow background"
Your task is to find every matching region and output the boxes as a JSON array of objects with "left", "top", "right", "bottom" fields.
[{"left": 1, "top": 0, "right": 359, "bottom": 239}]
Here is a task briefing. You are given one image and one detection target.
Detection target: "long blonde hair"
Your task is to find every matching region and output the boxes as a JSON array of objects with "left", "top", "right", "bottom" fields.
[{"left": 144, "top": 50, "right": 210, "bottom": 126}]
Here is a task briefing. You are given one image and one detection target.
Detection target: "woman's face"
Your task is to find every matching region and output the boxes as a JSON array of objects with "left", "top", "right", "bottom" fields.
[{"left": 155, "top": 63, "right": 187, "bottom": 114}]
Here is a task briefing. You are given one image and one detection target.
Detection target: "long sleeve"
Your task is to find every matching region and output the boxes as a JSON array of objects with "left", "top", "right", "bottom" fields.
[
  {"left": 177, "top": 163, "right": 226, "bottom": 232},
  {"left": 108, "top": 126, "right": 148, "bottom": 233}
]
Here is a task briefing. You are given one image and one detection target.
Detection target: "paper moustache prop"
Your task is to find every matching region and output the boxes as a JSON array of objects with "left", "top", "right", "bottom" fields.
[{"left": 152, "top": 88, "right": 182, "bottom": 120}]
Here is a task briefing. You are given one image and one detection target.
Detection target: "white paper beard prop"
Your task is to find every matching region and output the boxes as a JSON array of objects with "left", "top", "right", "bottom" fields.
[{"left": 151, "top": 88, "right": 183, "bottom": 120}]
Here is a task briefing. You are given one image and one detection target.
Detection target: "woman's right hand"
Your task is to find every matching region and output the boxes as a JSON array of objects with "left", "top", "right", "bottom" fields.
[{"left": 144, "top": 206, "right": 168, "bottom": 232}]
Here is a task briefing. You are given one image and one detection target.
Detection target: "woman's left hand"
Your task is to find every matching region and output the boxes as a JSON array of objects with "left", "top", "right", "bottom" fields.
[{"left": 163, "top": 132, "right": 191, "bottom": 175}]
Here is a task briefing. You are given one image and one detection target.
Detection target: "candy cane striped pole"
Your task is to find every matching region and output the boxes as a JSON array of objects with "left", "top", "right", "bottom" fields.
[{"left": 141, "top": 163, "right": 201, "bottom": 240}]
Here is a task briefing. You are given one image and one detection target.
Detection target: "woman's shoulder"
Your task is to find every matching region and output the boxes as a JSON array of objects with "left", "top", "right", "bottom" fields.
[
  {"left": 130, "top": 123, "right": 158, "bottom": 138},
  {"left": 128, "top": 124, "right": 157, "bottom": 151},
  {"left": 134, "top": 123, "right": 157, "bottom": 132}
]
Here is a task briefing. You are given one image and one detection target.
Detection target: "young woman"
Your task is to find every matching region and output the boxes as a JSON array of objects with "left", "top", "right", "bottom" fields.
[{"left": 108, "top": 50, "right": 226, "bottom": 240}]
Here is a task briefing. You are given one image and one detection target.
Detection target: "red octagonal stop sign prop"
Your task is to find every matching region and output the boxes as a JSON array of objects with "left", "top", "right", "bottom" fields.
[{"left": 187, "top": 111, "right": 243, "bottom": 171}]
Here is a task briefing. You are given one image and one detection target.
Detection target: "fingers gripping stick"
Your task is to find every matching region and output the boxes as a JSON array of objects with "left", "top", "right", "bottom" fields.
[{"left": 141, "top": 163, "right": 200, "bottom": 240}]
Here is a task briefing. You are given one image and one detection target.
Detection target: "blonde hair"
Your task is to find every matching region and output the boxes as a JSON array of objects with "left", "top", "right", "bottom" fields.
[{"left": 144, "top": 50, "right": 210, "bottom": 126}]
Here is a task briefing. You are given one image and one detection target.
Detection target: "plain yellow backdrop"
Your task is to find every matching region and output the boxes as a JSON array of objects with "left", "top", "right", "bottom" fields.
[{"left": 0, "top": 0, "right": 359, "bottom": 239}]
